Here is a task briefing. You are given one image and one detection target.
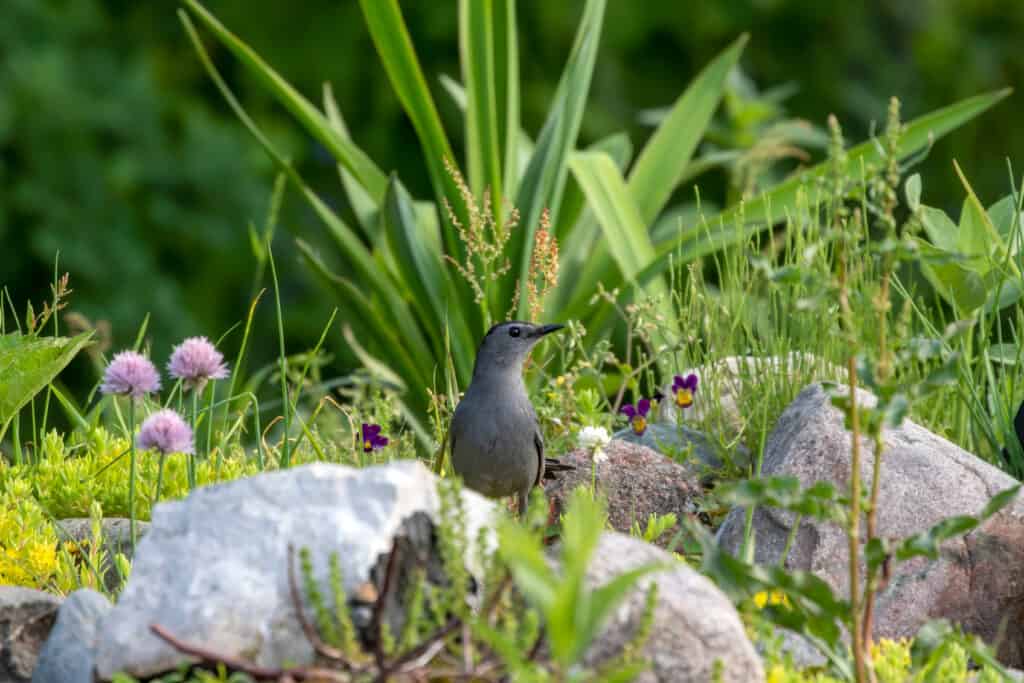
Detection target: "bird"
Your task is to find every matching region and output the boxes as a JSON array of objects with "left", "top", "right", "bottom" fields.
[{"left": 449, "top": 320, "right": 572, "bottom": 515}]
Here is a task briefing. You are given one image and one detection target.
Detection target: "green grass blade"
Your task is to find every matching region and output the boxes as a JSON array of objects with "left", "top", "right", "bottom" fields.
[
  {"left": 494, "top": 0, "right": 519, "bottom": 195},
  {"left": 508, "top": 0, "right": 606, "bottom": 314},
  {"left": 323, "top": 83, "right": 380, "bottom": 240},
  {"left": 569, "top": 151, "right": 656, "bottom": 282},
  {"left": 180, "top": 2, "right": 387, "bottom": 202},
  {"left": 628, "top": 34, "right": 747, "bottom": 225},
  {"left": 358, "top": 0, "right": 467, "bottom": 256},
  {"left": 459, "top": 0, "right": 503, "bottom": 208}
]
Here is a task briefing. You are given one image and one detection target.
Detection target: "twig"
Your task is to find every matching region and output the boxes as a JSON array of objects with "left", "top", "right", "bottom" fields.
[
  {"left": 149, "top": 623, "right": 349, "bottom": 682},
  {"left": 370, "top": 538, "right": 403, "bottom": 671}
]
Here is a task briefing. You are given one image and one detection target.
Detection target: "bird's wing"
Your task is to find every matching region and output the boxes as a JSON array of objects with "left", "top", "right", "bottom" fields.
[{"left": 533, "top": 428, "right": 545, "bottom": 488}]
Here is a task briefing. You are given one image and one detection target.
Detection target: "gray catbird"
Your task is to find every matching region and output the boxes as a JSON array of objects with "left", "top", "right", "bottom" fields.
[{"left": 450, "top": 320, "right": 572, "bottom": 514}]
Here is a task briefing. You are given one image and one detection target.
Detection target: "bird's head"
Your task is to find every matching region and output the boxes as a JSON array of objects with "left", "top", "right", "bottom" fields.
[{"left": 472, "top": 321, "right": 564, "bottom": 378}]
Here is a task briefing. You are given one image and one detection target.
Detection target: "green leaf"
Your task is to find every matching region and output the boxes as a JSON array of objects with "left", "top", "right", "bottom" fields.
[
  {"left": 0, "top": 331, "right": 93, "bottom": 432},
  {"left": 508, "top": 0, "right": 606, "bottom": 314},
  {"left": 323, "top": 84, "right": 381, "bottom": 240},
  {"left": 919, "top": 205, "right": 960, "bottom": 254},
  {"left": 180, "top": 1, "right": 387, "bottom": 202},
  {"left": 905, "top": 173, "right": 922, "bottom": 212},
  {"left": 627, "top": 34, "right": 747, "bottom": 225},
  {"left": 459, "top": 0, "right": 504, "bottom": 208},
  {"left": 493, "top": 0, "right": 520, "bottom": 194},
  {"left": 569, "top": 151, "right": 657, "bottom": 282},
  {"left": 359, "top": 0, "right": 467, "bottom": 257},
  {"left": 986, "top": 194, "right": 1022, "bottom": 245}
]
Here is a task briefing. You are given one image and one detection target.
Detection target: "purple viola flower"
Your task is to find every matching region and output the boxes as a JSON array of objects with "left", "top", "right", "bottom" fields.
[
  {"left": 672, "top": 373, "right": 699, "bottom": 409},
  {"left": 137, "top": 409, "right": 195, "bottom": 455},
  {"left": 100, "top": 351, "right": 161, "bottom": 399},
  {"left": 362, "top": 423, "right": 389, "bottom": 453},
  {"left": 167, "top": 336, "right": 229, "bottom": 391},
  {"left": 620, "top": 398, "right": 651, "bottom": 436}
]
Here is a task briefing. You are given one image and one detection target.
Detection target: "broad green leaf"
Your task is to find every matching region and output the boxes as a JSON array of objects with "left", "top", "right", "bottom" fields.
[
  {"left": 508, "top": 0, "right": 606, "bottom": 314},
  {"left": 180, "top": 2, "right": 387, "bottom": 202},
  {"left": 954, "top": 159, "right": 1020, "bottom": 277},
  {"left": 0, "top": 331, "right": 93, "bottom": 432},
  {"left": 359, "top": 0, "right": 468, "bottom": 257},
  {"left": 987, "top": 194, "right": 1023, "bottom": 247},
  {"left": 628, "top": 34, "right": 747, "bottom": 225},
  {"left": 905, "top": 173, "right": 922, "bottom": 212},
  {"left": 919, "top": 206, "right": 959, "bottom": 252},
  {"left": 459, "top": 0, "right": 504, "bottom": 207},
  {"left": 957, "top": 195, "right": 991, "bottom": 258},
  {"left": 988, "top": 343, "right": 1021, "bottom": 366},
  {"left": 569, "top": 151, "right": 657, "bottom": 281},
  {"left": 493, "top": 0, "right": 520, "bottom": 194},
  {"left": 556, "top": 131, "right": 633, "bottom": 242}
]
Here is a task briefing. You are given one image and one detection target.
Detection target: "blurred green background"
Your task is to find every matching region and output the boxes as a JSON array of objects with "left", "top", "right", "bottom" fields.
[{"left": 2, "top": 0, "right": 1022, "bottom": 392}]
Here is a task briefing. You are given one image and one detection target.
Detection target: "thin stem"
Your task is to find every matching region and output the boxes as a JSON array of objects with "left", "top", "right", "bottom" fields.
[
  {"left": 206, "top": 381, "right": 217, "bottom": 479},
  {"left": 128, "top": 399, "right": 137, "bottom": 551},
  {"left": 189, "top": 390, "right": 199, "bottom": 489},
  {"left": 268, "top": 239, "right": 291, "bottom": 468},
  {"left": 155, "top": 453, "right": 167, "bottom": 504}
]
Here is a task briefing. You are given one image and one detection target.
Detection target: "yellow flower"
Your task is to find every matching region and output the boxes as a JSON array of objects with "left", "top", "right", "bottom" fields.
[
  {"left": 555, "top": 375, "right": 567, "bottom": 387},
  {"left": 753, "top": 590, "right": 790, "bottom": 609}
]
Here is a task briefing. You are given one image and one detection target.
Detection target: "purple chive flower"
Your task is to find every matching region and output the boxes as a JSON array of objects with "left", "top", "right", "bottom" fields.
[
  {"left": 137, "top": 409, "right": 195, "bottom": 455},
  {"left": 362, "top": 423, "right": 389, "bottom": 453},
  {"left": 100, "top": 351, "right": 161, "bottom": 399},
  {"left": 672, "top": 373, "right": 699, "bottom": 409},
  {"left": 620, "top": 398, "right": 651, "bottom": 436},
  {"left": 167, "top": 336, "right": 229, "bottom": 391}
]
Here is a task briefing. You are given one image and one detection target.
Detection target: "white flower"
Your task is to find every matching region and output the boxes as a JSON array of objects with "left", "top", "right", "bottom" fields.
[
  {"left": 577, "top": 425, "right": 611, "bottom": 451},
  {"left": 593, "top": 447, "right": 609, "bottom": 464}
]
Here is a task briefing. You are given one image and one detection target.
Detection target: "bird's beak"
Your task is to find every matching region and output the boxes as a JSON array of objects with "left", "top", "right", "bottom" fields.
[{"left": 534, "top": 323, "right": 565, "bottom": 337}]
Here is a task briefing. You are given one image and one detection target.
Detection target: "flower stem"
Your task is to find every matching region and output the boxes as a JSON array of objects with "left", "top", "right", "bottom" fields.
[
  {"left": 189, "top": 390, "right": 199, "bottom": 489},
  {"left": 155, "top": 452, "right": 166, "bottom": 504},
  {"left": 128, "top": 399, "right": 137, "bottom": 551}
]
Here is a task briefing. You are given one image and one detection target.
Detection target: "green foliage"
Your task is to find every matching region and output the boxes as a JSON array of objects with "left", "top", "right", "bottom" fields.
[
  {"left": 179, "top": 0, "right": 1004, "bottom": 435},
  {"left": 912, "top": 169, "right": 1024, "bottom": 314},
  {"left": 0, "top": 0, "right": 273, "bottom": 361},
  {"left": 0, "top": 427, "right": 260, "bottom": 521}
]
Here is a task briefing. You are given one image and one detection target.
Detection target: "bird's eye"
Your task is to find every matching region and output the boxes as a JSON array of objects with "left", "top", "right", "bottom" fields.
[{"left": 509, "top": 326, "right": 521, "bottom": 338}]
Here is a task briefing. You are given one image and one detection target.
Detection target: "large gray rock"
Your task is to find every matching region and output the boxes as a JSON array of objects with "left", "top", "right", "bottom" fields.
[
  {"left": 717, "top": 383, "right": 1024, "bottom": 666},
  {"left": 581, "top": 533, "right": 764, "bottom": 682},
  {"left": 32, "top": 589, "right": 110, "bottom": 683},
  {"left": 94, "top": 460, "right": 496, "bottom": 680},
  {"left": 658, "top": 354, "right": 842, "bottom": 433},
  {"left": 544, "top": 439, "right": 701, "bottom": 548},
  {"left": 0, "top": 586, "right": 61, "bottom": 681},
  {"left": 55, "top": 518, "right": 149, "bottom": 594}
]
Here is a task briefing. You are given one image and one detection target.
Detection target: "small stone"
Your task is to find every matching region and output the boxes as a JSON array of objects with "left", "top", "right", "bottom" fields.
[
  {"left": 544, "top": 440, "right": 701, "bottom": 548},
  {"left": 0, "top": 586, "right": 61, "bottom": 681},
  {"left": 31, "top": 589, "right": 110, "bottom": 683}
]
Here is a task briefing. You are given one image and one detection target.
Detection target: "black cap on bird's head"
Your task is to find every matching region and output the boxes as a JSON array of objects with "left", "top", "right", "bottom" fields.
[{"left": 472, "top": 321, "right": 564, "bottom": 376}]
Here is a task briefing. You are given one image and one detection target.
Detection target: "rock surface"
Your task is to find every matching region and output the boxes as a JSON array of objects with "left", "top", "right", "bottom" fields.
[
  {"left": 580, "top": 533, "right": 764, "bottom": 682},
  {"left": 0, "top": 586, "right": 61, "bottom": 682},
  {"left": 658, "top": 354, "right": 841, "bottom": 432},
  {"left": 31, "top": 589, "right": 110, "bottom": 683},
  {"left": 544, "top": 439, "right": 701, "bottom": 547},
  {"left": 717, "top": 383, "right": 1024, "bottom": 666},
  {"left": 94, "top": 460, "right": 496, "bottom": 680},
  {"left": 56, "top": 518, "right": 149, "bottom": 593}
]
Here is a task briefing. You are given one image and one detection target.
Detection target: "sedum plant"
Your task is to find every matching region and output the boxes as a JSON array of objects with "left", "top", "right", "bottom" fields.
[{"left": 177, "top": 0, "right": 1007, "bottom": 437}]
